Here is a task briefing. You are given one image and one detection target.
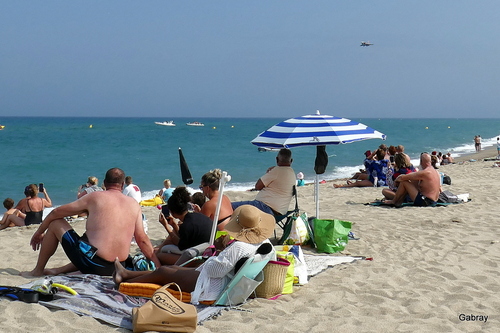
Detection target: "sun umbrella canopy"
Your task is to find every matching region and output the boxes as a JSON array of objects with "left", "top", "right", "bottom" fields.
[
  {"left": 251, "top": 111, "right": 386, "bottom": 219},
  {"left": 251, "top": 111, "right": 386, "bottom": 149}
]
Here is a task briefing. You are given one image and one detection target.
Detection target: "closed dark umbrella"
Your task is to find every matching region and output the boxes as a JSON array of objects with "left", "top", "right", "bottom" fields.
[{"left": 179, "top": 147, "right": 193, "bottom": 185}]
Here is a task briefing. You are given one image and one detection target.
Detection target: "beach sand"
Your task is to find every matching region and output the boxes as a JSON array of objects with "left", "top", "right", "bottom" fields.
[{"left": 1, "top": 149, "right": 499, "bottom": 332}]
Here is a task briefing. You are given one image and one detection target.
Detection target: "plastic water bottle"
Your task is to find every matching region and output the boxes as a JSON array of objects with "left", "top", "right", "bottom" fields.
[{"left": 373, "top": 176, "right": 378, "bottom": 187}]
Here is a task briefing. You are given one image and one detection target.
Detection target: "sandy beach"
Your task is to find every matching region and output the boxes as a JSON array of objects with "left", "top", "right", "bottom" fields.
[{"left": 1, "top": 148, "right": 499, "bottom": 332}]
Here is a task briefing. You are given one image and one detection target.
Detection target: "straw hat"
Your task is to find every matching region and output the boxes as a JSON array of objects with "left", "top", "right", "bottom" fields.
[{"left": 224, "top": 205, "right": 275, "bottom": 244}]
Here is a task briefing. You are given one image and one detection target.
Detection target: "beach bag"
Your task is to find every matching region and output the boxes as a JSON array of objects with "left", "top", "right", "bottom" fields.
[
  {"left": 275, "top": 251, "right": 295, "bottom": 294},
  {"left": 279, "top": 212, "right": 313, "bottom": 246},
  {"left": 220, "top": 270, "right": 264, "bottom": 306},
  {"left": 313, "top": 219, "right": 352, "bottom": 254},
  {"left": 255, "top": 258, "right": 290, "bottom": 298},
  {"left": 288, "top": 245, "right": 308, "bottom": 285},
  {"left": 275, "top": 245, "right": 309, "bottom": 286},
  {"left": 438, "top": 190, "right": 458, "bottom": 203},
  {"left": 132, "top": 283, "right": 197, "bottom": 333}
]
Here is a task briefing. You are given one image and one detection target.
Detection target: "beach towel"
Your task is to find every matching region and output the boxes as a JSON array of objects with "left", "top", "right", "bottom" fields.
[
  {"left": 304, "top": 254, "right": 362, "bottom": 277},
  {"left": 20, "top": 275, "right": 222, "bottom": 330},
  {"left": 366, "top": 201, "right": 450, "bottom": 207},
  {"left": 19, "top": 255, "right": 362, "bottom": 329},
  {"left": 366, "top": 198, "right": 470, "bottom": 207}
]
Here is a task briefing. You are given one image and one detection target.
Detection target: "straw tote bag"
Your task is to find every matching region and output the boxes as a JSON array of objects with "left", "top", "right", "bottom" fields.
[
  {"left": 255, "top": 258, "right": 290, "bottom": 298},
  {"left": 132, "top": 283, "right": 197, "bottom": 333}
]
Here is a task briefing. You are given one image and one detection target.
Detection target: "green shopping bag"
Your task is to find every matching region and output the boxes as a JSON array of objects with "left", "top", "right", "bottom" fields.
[{"left": 312, "top": 219, "right": 352, "bottom": 253}]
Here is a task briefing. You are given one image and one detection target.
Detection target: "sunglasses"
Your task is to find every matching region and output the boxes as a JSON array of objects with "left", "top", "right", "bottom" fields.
[{"left": 199, "top": 179, "right": 218, "bottom": 191}]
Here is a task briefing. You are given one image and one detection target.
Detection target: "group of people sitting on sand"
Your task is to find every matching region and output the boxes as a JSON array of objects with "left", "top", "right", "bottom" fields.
[
  {"left": 334, "top": 144, "right": 444, "bottom": 208},
  {"left": 430, "top": 151, "right": 454, "bottom": 166},
  {"left": 15, "top": 148, "right": 297, "bottom": 305},
  {"left": 5, "top": 142, "right": 450, "bottom": 307},
  {"left": 0, "top": 184, "right": 53, "bottom": 231},
  {"left": 334, "top": 144, "right": 413, "bottom": 189}
]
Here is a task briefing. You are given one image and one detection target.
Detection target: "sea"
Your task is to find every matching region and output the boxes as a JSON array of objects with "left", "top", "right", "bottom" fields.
[{"left": 1, "top": 117, "right": 499, "bottom": 213}]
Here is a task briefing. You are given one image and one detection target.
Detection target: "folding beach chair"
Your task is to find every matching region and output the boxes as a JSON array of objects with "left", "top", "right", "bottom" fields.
[
  {"left": 214, "top": 246, "right": 274, "bottom": 306},
  {"left": 274, "top": 185, "right": 299, "bottom": 238}
]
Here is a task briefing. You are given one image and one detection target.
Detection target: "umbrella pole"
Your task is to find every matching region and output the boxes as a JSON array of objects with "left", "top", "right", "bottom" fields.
[
  {"left": 315, "top": 174, "right": 320, "bottom": 219},
  {"left": 210, "top": 171, "right": 230, "bottom": 246}
]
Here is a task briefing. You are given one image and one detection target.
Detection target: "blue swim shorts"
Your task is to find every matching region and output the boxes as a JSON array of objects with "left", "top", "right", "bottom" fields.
[{"left": 61, "top": 229, "right": 126, "bottom": 276}]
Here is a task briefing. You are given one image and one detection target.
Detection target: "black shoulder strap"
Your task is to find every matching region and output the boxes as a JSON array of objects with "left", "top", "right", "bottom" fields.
[{"left": 292, "top": 185, "right": 299, "bottom": 212}]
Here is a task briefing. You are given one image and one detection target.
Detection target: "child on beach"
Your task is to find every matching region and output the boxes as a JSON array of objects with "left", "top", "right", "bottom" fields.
[
  {"left": 159, "top": 179, "right": 174, "bottom": 202},
  {"left": 0, "top": 198, "right": 26, "bottom": 230},
  {"left": 296, "top": 172, "right": 305, "bottom": 186}
]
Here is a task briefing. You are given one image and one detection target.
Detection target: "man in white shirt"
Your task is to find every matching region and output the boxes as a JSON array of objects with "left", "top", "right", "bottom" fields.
[
  {"left": 123, "top": 176, "right": 141, "bottom": 203},
  {"left": 232, "top": 148, "right": 296, "bottom": 215}
]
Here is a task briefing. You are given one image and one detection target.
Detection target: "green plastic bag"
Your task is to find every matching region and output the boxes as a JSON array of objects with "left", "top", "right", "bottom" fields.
[{"left": 312, "top": 219, "right": 352, "bottom": 253}]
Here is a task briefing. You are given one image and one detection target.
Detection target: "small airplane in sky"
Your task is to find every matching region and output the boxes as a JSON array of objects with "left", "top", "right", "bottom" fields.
[{"left": 360, "top": 41, "right": 373, "bottom": 47}]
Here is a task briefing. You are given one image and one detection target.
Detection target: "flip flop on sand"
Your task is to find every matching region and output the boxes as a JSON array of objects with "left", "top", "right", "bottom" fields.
[{"left": 348, "top": 231, "right": 359, "bottom": 240}]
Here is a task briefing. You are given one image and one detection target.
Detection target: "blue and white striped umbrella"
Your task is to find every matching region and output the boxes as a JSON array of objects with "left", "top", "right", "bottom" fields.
[
  {"left": 251, "top": 111, "right": 386, "bottom": 219},
  {"left": 251, "top": 111, "right": 386, "bottom": 148}
]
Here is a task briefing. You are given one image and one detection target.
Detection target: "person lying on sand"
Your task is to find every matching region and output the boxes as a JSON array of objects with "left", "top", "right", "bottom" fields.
[
  {"left": 21, "top": 168, "right": 160, "bottom": 277},
  {"left": 114, "top": 205, "right": 275, "bottom": 305},
  {"left": 384, "top": 153, "right": 441, "bottom": 207}
]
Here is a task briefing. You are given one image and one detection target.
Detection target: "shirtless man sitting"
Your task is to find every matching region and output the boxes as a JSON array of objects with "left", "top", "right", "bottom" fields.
[
  {"left": 384, "top": 153, "right": 441, "bottom": 207},
  {"left": 21, "top": 168, "right": 160, "bottom": 277}
]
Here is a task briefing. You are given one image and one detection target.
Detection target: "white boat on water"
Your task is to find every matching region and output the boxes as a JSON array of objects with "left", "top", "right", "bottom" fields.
[
  {"left": 186, "top": 121, "right": 204, "bottom": 127},
  {"left": 155, "top": 121, "right": 176, "bottom": 126}
]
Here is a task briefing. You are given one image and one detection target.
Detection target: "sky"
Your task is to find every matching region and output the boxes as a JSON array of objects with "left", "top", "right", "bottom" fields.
[{"left": 1, "top": 1, "right": 500, "bottom": 118}]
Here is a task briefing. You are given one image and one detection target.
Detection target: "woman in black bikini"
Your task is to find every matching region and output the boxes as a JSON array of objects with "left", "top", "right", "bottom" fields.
[
  {"left": 199, "top": 169, "right": 233, "bottom": 231},
  {"left": 18, "top": 184, "right": 52, "bottom": 225}
]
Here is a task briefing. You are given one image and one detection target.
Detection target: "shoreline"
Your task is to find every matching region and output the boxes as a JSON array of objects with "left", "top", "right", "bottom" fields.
[{"left": 452, "top": 145, "right": 497, "bottom": 162}]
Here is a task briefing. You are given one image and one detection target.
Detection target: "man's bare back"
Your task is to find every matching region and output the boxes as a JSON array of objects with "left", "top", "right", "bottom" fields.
[
  {"left": 413, "top": 165, "right": 441, "bottom": 201},
  {"left": 80, "top": 190, "right": 143, "bottom": 262},
  {"left": 385, "top": 153, "right": 441, "bottom": 207},
  {"left": 21, "top": 168, "right": 159, "bottom": 277}
]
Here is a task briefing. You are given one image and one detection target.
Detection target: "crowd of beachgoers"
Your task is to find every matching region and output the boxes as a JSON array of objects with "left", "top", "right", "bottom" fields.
[{"left": 1, "top": 144, "right": 499, "bottom": 331}]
